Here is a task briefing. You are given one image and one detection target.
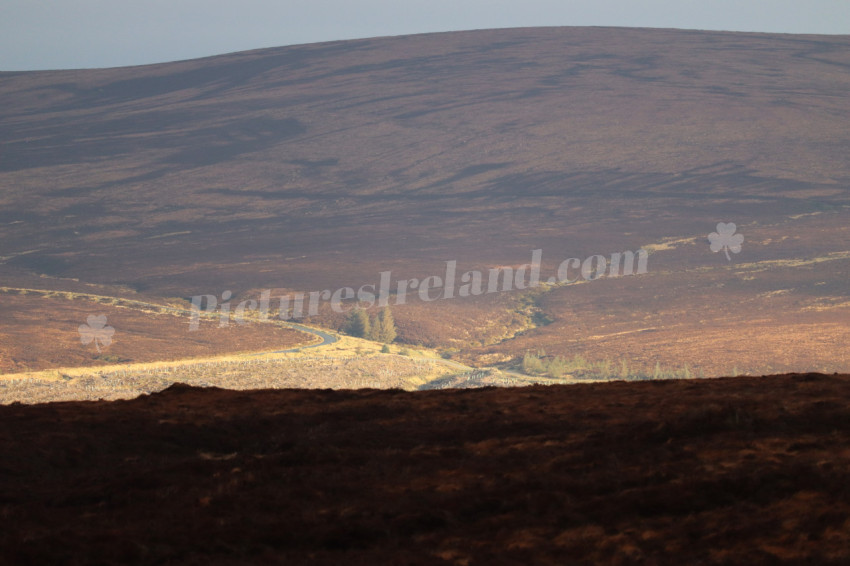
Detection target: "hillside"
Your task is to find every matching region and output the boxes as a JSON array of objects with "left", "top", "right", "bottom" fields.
[
  {"left": 2, "top": 374, "right": 850, "bottom": 564},
  {"left": 1, "top": 27, "right": 849, "bottom": 375}
]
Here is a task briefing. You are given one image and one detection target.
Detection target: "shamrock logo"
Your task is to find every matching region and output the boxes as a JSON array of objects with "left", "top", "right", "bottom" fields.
[
  {"left": 78, "top": 315, "right": 115, "bottom": 353},
  {"left": 708, "top": 222, "right": 744, "bottom": 261}
]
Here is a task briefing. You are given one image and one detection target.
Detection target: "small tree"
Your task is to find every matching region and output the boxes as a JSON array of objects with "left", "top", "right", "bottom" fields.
[
  {"left": 345, "top": 308, "right": 370, "bottom": 338},
  {"left": 367, "top": 312, "right": 382, "bottom": 341},
  {"left": 375, "top": 307, "right": 397, "bottom": 343}
]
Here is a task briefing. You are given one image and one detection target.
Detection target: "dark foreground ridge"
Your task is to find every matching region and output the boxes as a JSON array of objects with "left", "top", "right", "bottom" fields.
[{"left": 2, "top": 373, "right": 850, "bottom": 564}]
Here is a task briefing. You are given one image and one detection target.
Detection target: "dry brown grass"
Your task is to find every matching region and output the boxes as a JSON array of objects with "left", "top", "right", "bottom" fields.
[
  {"left": 0, "top": 352, "right": 453, "bottom": 404},
  {"left": 4, "top": 373, "right": 850, "bottom": 563},
  {"left": 0, "top": 287, "right": 309, "bottom": 373}
]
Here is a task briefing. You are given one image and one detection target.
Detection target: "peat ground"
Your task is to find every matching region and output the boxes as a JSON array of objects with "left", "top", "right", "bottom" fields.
[{"left": 2, "top": 373, "right": 850, "bottom": 564}]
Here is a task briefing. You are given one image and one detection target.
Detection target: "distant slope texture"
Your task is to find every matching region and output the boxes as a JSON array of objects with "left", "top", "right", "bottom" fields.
[{"left": 1, "top": 27, "right": 849, "bottom": 374}]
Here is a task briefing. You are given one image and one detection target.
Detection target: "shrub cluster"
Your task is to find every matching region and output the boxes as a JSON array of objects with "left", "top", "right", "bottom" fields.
[{"left": 521, "top": 351, "right": 702, "bottom": 381}]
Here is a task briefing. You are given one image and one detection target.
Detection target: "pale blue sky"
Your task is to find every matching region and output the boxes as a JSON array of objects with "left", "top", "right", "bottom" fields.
[{"left": 1, "top": 0, "right": 847, "bottom": 71}]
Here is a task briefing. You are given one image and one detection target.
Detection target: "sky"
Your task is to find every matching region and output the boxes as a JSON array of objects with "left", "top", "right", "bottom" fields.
[{"left": 1, "top": 0, "right": 848, "bottom": 71}]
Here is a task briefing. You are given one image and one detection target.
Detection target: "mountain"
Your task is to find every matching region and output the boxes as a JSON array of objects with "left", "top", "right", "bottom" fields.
[{"left": 1, "top": 27, "right": 849, "bottom": 375}]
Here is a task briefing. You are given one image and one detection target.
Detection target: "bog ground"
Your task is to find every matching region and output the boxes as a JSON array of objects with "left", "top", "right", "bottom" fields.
[{"left": 2, "top": 373, "right": 850, "bottom": 565}]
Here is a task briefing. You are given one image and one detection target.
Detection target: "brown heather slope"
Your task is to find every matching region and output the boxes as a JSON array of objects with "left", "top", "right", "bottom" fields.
[
  {"left": 1, "top": 27, "right": 849, "bottom": 374},
  {"left": 0, "top": 291, "right": 308, "bottom": 373},
  {"left": 2, "top": 373, "right": 850, "bottom": 564}
]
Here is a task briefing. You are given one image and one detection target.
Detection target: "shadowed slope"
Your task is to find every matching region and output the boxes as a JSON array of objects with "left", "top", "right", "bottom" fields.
[{"left": 2, "top": 374, "right": 850, "bottom": 564}]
